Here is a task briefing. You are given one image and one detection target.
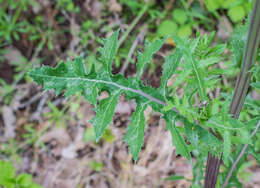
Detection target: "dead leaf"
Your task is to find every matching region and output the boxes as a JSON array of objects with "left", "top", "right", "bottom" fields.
[
  {"left": 38, "top": 127, "right": 71, "bottom": 146},
  {"left": 84, "top": 0, "right": 103, "bottom": 19},
  {"left": 108, "top": 0, "right": 122, "bottom": 13}
]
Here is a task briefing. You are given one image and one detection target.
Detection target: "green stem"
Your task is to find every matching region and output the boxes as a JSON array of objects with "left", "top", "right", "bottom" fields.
[
  {"left": 204, "top": 1, "right": 260, "bottom": 187},
  {"left": 118, "top": 3, "right": 149, "bottom": 48},
  {"left": 229, "top": 0, "right": 260, "bottom": 118}
]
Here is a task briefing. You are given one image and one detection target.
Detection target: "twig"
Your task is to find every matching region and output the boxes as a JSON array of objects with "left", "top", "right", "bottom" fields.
[
  {"left": 19, "top": 92, "right": 45, "bottom": 108},
  {"left": 30, "top": 92, "right": 49, "bottom": 123},
  {"left": 222, "top": 120, "right": 260, "bottom": 188},
  {"left": 119, "top": 26, "right": 147, "bottom": 74}
]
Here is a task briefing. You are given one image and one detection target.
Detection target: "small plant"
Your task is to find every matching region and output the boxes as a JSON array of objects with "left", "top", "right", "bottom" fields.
[
  {"left": 28, "top": 1, "right": 260, "bottom": 187},
  {"left": 56, "top": 0, "right": 79, "bottom": 13},
  {"left": 157, "top": 8, "right": 193, "bottom": 38},
  {"left": 204, "top": 0, "right": 253, "bottom": 23},
  {"left": 0, "top": 0, "right": 36, "bottom": 43},
  {"left": 0, "top": 160, "right": 42, "bottom": 188}
]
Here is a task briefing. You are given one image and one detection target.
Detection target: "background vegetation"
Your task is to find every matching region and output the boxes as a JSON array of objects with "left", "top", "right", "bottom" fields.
[{"left": 0, "top": 0, "right": 259, "bottom": 187}]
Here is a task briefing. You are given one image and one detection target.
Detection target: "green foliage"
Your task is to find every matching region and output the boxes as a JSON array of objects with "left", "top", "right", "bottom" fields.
[
  {"left": 100, "top": 31, "right": 120, "bottom": 75},
  {"left": 28, "top": 23, "right": 259, "bottom": 186},
  {"left": 205, "top": 0, "right": 220, "bottom": 11},
  {"left": 223, "top": 130, "right": 231, "bottom": 165},
  {"left": 172, "top": 9, "right": 188, "bottom": 25},
  {"left": 228, "top": 5, "right": 246, "bottom": 22},
  {"left": 0, "top": 0, "right": 37, "bottom": 43},
  {"left": 29, "top": 31, "right": 224, "bottom": 163},
  {"left": 164, "top": 112, "right": 191, "bottom": 160},
  {"left": 160, "top": 48, "right": 183, "bottom": 100},
  {"left": 0, "top": 0, "right": 257, "bottom": 187},
  {"left": 57, "top": 0, "right": 79, "bottom": 12},
  {"left": 157, "top": 7, "right": 194, "bottom": 38},
  {"left": 136, "top": 37, "right": 166, "bottom": 79},
  {"left": 230, "top": 20, "right": 249, "bottom": 66},
  {"left": 164, "top": 175, "right": 185, "bottom": 181},
  {"left": 0, "top": 160, "right": 42, "bottom": 188},
  {"left": 177, "top": 25, "right": 192, "bottom": 38},
  {"left": 157, "top": 20, "right": 178, "bottom": 37},
  {"left": 89, "top": 161, "right": 103, "bottom": 172},
  {"left": 204, "top": 0, "right": 252, "bottom": 23},
  {"left": 124, "top": 102, "right": 148, "bottom": 162},
  {"left": 251, "top": 82, "right": 260, "bottom": 89},
  {"left": 0, "top": 160, "right": 15, "bottom": 187},
  {"left": 91, "top": 90, "right": 121, "bottom": 141}
]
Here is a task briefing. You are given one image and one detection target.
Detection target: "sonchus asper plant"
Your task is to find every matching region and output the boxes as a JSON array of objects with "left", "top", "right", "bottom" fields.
[{"left": 28, "top": 2, "right": 260, "bottom": 186}]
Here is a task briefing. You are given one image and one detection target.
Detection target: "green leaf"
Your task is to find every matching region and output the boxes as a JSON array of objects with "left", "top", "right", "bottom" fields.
[
  {"left": 177, "top": 25, "right": 192, "bottom": 38},
  {"left": 181, "top": 116, "right": 222, "bottom": 156},
  {"left": 0, "top": 160, "right": 15, "bottom": 187},
  {"left": 248, "top": 147, "right": 260, "bottom": 165},
  {"left": 228, "top": 6, "right": 245, "bottom": 23},
  {"left": 223, "top": 130, "right": 231, "bottom": 165},
  {"left": 162, "top": 100, "right": 174, "bottom": 112},
  {"left": 124, "top": 102, "right": 147, "bottom": 162},
  {"left": 230, "top": 20, "right": 249, "bottom": 65},
  {"left": 172, "top": 9, "right": 188, "bottom": 25},
  {"left": 91, "top": 90, "right": 121, "bottom": 141},
  {"left": 99, "top": 30, "right": 119, "bottom": 74},
  {"left": 89, "top": 161, "right": 103, "bottom": 172},
  {"left": 228, "top": 116, "right": 245, "bottom": 128},
  {"left": 28, "top": 183, "right": 43, "bottom": 188},
  {"left": 17, "top": 174, "right": 32, "bottom": 187},
  {"left": 164, "top": 175, "right": 185, "bottom": 181},
  {"left": 28, "top": 57, "right": 99, "bottom": 105},
  {"left": 208, "top": 44, "right": 226, "bottom": 56},
  {"left": 184, "top": 52, "right": 206, "bottom": 101},
  {"left": 198, "top": 56, "right": 223, "bottom": 68},
  {"left": 205, "top": 0, "right": 220, "bottom": 11},
  {"left": 160, "top": 48, "right": 183, "bottom": 99},
  {"left": 220, "top": 0, "right": 237, "bottom": 9},
  {"left": 28, "top": 30, "right": 222, "bottom": 162},
  {"left": 137, "top": 38, "right": 166, "bottom": 79},
  {"left": 238, "top": 128, "right": 251, "bottom": 144},
  {"left": 228, "top": 117, "right": 251, "bottom": 144},
  {"left": 251, "top": 82, "right": 260, "bottom": 89},
  {"left": 157, "top": 20, "right": 178, "bottom": 37},
  {"left": 102, "top": 129, "right": 115, "bottom": 143},
  {"left": 164, "top": 113, "right": 191, "bottom": 160}
]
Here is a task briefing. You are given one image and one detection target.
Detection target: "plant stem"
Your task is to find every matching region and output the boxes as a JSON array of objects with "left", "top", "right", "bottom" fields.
[
  {"left": 118, "top": 4, "right": 149, "bottom": 48},
  {"left": 120, "top": 25, "right": 147, "bottom": 74},
  {"left": 204, "top": 0, "right": 260, "bottom": 187},
  {"left": 222, "top": 120, "right": 260, "bottom": 188},
  {"left": 229, "top": 0, "right": 260, "bottom": 118}
]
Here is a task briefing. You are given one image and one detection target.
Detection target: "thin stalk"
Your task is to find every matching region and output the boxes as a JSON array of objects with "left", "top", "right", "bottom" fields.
[
  {"left": 204, "top": 0, "right": 260, "bottom": 187},
  {"left": 229, "top": 0, "right": 260, "bottom": 118},
  {"left": 118, "top": 3, "right": 149, "bottom": 48},
  {"left": 222, "top": 120, "right": 260, "bottom": 188}
]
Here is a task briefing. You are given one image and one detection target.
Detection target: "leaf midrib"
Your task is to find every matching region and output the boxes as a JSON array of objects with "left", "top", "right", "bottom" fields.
[{"left": 29, "top": 73, "right": 167, "bottom": 107}]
